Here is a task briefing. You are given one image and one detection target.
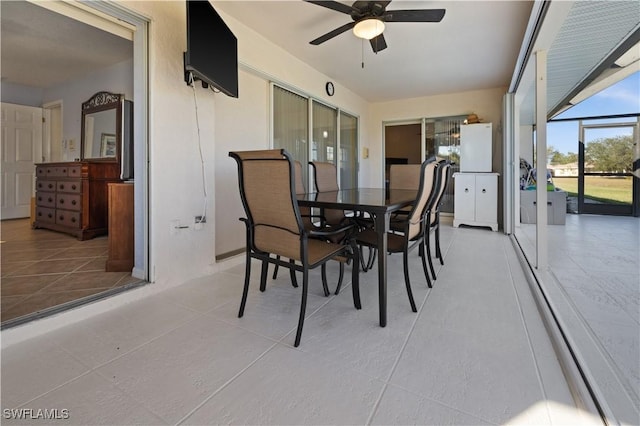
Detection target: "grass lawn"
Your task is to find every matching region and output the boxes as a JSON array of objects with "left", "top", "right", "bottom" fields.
[{"left": 553, "top": 176, "right": 633, "bottom": 204}]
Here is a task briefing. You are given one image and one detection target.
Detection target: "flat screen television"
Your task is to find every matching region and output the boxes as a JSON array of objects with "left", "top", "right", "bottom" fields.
[{"left": 184, "top": 0, "right": 238, "bottom": 97}]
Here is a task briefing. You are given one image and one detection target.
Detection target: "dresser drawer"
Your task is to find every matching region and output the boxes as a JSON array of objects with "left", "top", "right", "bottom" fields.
[
  {"left": 35, "top": 206, "right": 56, "bottom": 224},
  {"left": 67, "top": 165, "right": 81, "bottom": 178},
  {"left": 37, "top": 166, "right": 67, "bottom": 178},
  {"left": 36, "top": 191, "right": 56, "bottom": 208},
  {"left": 36, "top": 180, "right": 56, "bottom": 191},
  {"left": 57, "top": 180, "right": 81, "bottom": 193},
  {"left": 56, "top": 194, "right": 81, "bottom": 211},
  {"left": 56, "top": 210, "right": 81, "bottom": 228}
]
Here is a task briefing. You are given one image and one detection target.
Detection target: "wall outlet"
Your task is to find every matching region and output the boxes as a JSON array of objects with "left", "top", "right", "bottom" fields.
[{"left": 194, "top": 216, "right": 205, "bottom": 231}]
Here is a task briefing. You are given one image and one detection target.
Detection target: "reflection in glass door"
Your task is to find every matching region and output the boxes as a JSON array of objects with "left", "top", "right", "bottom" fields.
[
  {"left": 579, "top": 121, "right": 638, "bottom": 215},
  {"left": 339, "top": 111, "right": 358, "bottom": 189},
  {"left": 311, "top": 101, "right": 337, "bottom": 164}
]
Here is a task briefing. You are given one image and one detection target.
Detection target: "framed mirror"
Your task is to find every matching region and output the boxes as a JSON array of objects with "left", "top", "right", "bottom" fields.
[{"left": 81, "top": 91, "right": 123, "bottom": 161}]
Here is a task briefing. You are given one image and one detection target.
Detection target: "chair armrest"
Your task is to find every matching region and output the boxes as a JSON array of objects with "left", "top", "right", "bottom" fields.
[{"left": 307, "top": 221, "right": 356, "bottom": 238}]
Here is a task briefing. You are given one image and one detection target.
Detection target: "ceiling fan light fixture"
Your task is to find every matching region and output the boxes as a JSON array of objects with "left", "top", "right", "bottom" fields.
[{"left": 353, "top": 18, "right": 385, "bottom": 40}]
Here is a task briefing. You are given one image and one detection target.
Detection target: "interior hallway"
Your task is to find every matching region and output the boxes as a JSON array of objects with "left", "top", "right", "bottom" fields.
[{"left": 1, "top": 225, "right": 600, "bottom": 425}]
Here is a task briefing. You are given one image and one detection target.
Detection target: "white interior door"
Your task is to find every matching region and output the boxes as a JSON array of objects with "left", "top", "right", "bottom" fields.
[{"left": 1, "top": 103, "right": 43, "bottom": 219}]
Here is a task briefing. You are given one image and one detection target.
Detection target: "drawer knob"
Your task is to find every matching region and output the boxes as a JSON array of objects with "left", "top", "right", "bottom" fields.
[
  {"left": 48, "top": 184, "right": 53, "bottom": 189},
  {"left": 71, "top": 200, "right": 77, "bottom": 206},
  {"left": 482, "top": 189, "right": 486, "bottom": 193},
  {"left": 59, "top": 199, "right": 64, "bottom": 204},
  {"left": 71, "top": 184, "right": 77, "bottom": 190},
  {"left": 38, "top": 212, "right": 42, "bottom": 217},
  {"left": 59, "top": 184, "right": 65, "bottom": 190},
  {"left": 59, "top": 215, "right": 64, "bottom": 221},
  {"left": 464, "top": 188, "right": 469, "bottom": 193},
  {"left": 48, "top": 213, "right": 52, "bottom": 218},
  {"left": 71, "top": 217, "right": 76, "bottom": 223},
  {"left": 48, "top": 197, "right": 53, "bottom": 203}
]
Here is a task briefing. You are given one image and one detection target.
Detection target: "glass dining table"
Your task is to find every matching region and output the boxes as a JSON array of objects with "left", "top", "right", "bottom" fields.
[{"left": 297, "top": 187, "right": 418, "bottom": 327}]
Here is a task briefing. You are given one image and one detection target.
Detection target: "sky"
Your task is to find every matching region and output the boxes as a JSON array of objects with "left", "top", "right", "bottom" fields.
[{"left": 547, "top": 71, "right": 639, "bottom": 155}]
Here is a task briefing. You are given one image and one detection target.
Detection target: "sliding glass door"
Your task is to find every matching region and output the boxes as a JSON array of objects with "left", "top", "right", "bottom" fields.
[
  {"left": 340, "top": 111, "right": 358, "bottom": 189},
  {"left": 273, "top": 85, "right": 358, "bottom": 191},
  {"left": 273, "top": 86, "right": 309, "bottom": 186}
]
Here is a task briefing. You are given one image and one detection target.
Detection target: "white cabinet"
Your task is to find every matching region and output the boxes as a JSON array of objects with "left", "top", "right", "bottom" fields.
[
  {"left": 460, "top": 123, "right": 492, "bottom": 172},
  {"left": 453, "top": 172, "right": 498, "bottom": 231}
]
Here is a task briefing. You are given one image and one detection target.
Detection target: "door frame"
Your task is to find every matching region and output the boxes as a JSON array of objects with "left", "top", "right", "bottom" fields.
[{"left": 578, "top": 120, "right": 638, "bottom": 216}]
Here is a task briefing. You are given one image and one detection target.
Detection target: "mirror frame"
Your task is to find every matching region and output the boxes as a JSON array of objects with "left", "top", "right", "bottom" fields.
[{"left": 80, "top": 91, "right": 123, "bottom": 162}]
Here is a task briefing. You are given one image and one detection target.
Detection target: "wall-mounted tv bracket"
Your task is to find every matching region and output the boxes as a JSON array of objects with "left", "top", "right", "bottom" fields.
[{"left": 183, "top": 52, "right": 209, "bottom": 89}]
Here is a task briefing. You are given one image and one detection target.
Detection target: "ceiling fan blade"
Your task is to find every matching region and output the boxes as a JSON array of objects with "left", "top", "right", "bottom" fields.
[
  {"left": 304, "top": 1, "right": 357, "bottom": 15},
  {"left": 370, "top": 33, "right": 387, "bottom": 53},
  {"left": 310, "top": 21, "right": 356, "bottom": 45},
  {"left": 383, "top": 9, "right": 446, "bottom": 22}
]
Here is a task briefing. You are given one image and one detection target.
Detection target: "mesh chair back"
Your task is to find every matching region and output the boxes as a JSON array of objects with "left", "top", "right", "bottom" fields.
[
  {"left": 310, "top": 162, "right": 339, "bottom": 192},
  {"left": 430, "top": 163, "right": 451, "bottom": 223},
  {"left": 231, "top": 149, "right": 303, "bottom": 261},
  {"left": 406, "top": 161, "right": 438, "bottom": 240}
]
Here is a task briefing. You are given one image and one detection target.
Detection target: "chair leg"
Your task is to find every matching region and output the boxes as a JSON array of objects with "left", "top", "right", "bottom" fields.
[
  {"left": 294, "top": 267, "right": 309, "bottom": 347},
  {"left": 426, "top": 231, "right": 437, "bottom": 280},
  {"left": 238, "top": 253, "right": 252, "bottom": 317},
  {"left": 435, "top": 225, "right": 444, "bottom": 265},
  {"left": 350, "top": 241, "right": 361, "bottom": 309},
  {"left": 420, "top": 238, "right": 432, "bottom": 289},
  {"left": 259, "top": 260, "right": 268, "bottom": 292},
  {"left": 272, "top": 256, "right": 280, "bottom": 279},
  {"left": 359, "top": 245, "right": 369, "bottom": 271},
  {"left": 333, "top": 262, "right": 345, "bottom": 295},
  {"left": 289, "top": 259, "right": 298, "bottom": 288},
  {"left": 402, "top": 249, "right": 417, "bottom": 312},
  {"left": 320, "top": 264, "right": 331, "bottom": 297},
  {"left": 366, "top": 247, "right": 377, "bottom": 271}
]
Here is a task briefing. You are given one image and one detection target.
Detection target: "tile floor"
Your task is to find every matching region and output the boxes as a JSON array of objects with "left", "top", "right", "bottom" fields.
[
  {"left": 1, "top": 225, "right": 601, "bottom": 425},
  {"left": 1, "top": 219, "right": 141, "bottom": 324},
  {"left": 515, "top": 214, "right": 639, "bottom": 424}
]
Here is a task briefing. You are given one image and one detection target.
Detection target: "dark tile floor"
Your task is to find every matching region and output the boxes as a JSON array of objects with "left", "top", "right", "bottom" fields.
[{"left": 1, "top": 218, "right": 139, "bottom": 323}]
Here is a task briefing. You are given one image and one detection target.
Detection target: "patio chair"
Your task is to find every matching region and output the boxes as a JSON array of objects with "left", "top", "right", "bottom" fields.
[
  {"left": 355, "top": 160, "right": 440, "bottom": 312},
  {"left": 229, "top": 149, "right": 361, "bottom": 347},
  {"left": 308, "top": 161, "right": 348, "bottom": 227},
  {"left": 359, "top": 163, "right": 424, "bottom": 273},
  {"left": 424, "top": 161, "right": 452, "bottom": 280},
  {"left": 272, "top": 160, "right": 350, "bottom": 296}
]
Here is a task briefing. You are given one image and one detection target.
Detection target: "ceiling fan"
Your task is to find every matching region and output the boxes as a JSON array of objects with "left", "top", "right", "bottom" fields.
[{"left": 305, "top": 1, "right": 446, "bottom": 53}]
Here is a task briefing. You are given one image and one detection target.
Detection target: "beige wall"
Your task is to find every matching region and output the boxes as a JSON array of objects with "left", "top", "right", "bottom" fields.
[{"left": 365, "top": 87, "right": 507, "bottom": 187}]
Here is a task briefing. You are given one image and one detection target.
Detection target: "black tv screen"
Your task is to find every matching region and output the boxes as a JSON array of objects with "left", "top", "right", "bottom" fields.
[{"left": 184, "top": 0, "right": 238, "bottom": 97}]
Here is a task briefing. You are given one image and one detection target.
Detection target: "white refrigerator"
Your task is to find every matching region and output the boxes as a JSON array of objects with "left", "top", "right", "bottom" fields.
[{"left": 459, "top": 123, "right": 492, "bottom": 172}]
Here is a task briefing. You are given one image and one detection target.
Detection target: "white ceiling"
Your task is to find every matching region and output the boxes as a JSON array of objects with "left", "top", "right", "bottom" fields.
[
  {"left": 0, "top": 1, "right": 132, "bottom": 89},
  {"left": 214, "top": 1, "right": 534, "bottom": 102}
]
